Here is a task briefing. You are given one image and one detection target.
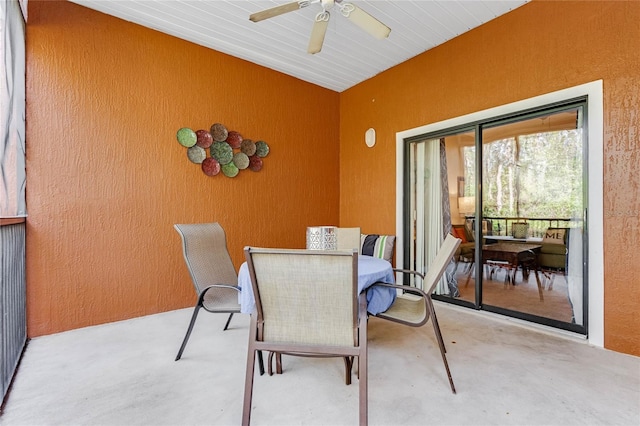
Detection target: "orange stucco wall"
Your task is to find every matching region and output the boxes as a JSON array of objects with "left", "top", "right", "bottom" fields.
[
  {"left": 25, "top": 1, "right": 339, "bottom": 336},
  {"left": 340, "top": 0, "right": 640, "bottom": 356},
  {"left": 26, "top": 0, "right": 639, "bottom": 357}
]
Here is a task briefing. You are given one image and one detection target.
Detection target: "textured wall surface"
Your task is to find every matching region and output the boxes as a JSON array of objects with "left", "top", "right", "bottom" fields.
[
  {"left": 25, "top": 0, "right": 640, "bottom": 356},
  {"left": 340, "top": 0, "right": 639, "bottom": 355},
  {"left": 26, "top": 1, "right": 339, "bottom": 336}
]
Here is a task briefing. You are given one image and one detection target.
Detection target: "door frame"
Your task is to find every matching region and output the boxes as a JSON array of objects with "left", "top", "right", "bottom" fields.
[{"left": 395, "top": 80, "right": 604, "bottom": 348}]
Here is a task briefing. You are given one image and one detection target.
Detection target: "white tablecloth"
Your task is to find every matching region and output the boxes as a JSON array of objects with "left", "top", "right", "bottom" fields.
[{"left": 238, "top": 255, "right": 396, "bottom": 315}]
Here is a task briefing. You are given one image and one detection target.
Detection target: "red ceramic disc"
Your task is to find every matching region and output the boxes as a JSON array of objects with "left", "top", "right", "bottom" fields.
[
  {"left": 248, "top": 155, "right": 263, "bottom": 172},
  {"left": 195, "top": 130, "right": 213, "bottom": 148},
  {"left": 201, "top": 157, "right": 221, "bottom": 176},
  {"left": 226, "top": 131, "right": 243, "bottom": 149}
]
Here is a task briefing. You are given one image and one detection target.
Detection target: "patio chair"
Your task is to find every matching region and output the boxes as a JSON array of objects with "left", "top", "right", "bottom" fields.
[
  {"left": 538, "top": 228, "right": 569, "bottom": 290},
  {"left": 242, "top": 247, "right": 367, "bottom": 426},
  {"left": 336, "top": 227, "right": 361, "bottom": 252},
  {"left": 173, "top": 222, "right": 242, "bottom": 361},
  {"left": 371, "top": 233, "right": 461, "bottom": 393}
]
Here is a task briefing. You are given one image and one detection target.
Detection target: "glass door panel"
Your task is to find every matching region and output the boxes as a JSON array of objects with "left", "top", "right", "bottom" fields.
[
  {"left": 407, "top": 102, "right": 587, "bottom": 334},
  {"left": 478, "top": 108, "right": 585, "bottom": 327}
]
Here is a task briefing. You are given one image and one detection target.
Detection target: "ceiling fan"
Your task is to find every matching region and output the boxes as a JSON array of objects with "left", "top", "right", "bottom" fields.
[{"left": 249, "top": 0, "right": 391, "bottom": 54}]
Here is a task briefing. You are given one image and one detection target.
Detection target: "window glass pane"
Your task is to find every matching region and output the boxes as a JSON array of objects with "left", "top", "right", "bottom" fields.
[
  {"left": 407, "top": 102, "right": 586, "bottom": 334},
  {"left": 479, "top": 107, "right": 584, "bottom": 326}
]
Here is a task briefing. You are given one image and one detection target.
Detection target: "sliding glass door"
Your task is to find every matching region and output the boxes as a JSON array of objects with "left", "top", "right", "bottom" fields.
[{"left": 404, "top": 100, "right": 587, "bottom": 334}]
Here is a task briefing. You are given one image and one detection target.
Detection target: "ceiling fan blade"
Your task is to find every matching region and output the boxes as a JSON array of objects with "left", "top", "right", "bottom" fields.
[
  {"left": 250, "top": 1, "right": 308, "bottom": 23},
  {"left": 307, "top": 14, "right": 330, "bottom": 54},
  {"left": 341, "top": 3, "right": 391, "bottom": 39}
]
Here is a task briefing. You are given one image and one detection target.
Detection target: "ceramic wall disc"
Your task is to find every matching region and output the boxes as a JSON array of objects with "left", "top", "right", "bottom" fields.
[
  {"left": 255, "top": 140, "right": 270, "bottom": 158},
  {"left": 177, "top": 128, "right": 197, "bottom": 147},
  {"left": 201, "top": 157, "right": 220, "bottom": 176},
  {"left": 221, "top": 162, "right": 239, "bottom": 178},
  {"left": 227, "top": 131, "right": 243, "bottom": 149},
  {"left": 249, "top": 155, "right": 263, "bottom": 172},
  {"left": 233, "top": 152, "right": 250, "bottom": 169},
  {"left": 195, "top": 129, "right": 213, "bottom": 148},
  {"left": 240, "top": 139, "right": 256, "bottom": 156},
  {"left": 187, "top": 145, "right": 206, "bottom": 164},
  {"left": 210, "top": 123, "right": 228, "bottom": 142},
  {"left": 210, "top": 141, "right": 233, "bottom": 165}
]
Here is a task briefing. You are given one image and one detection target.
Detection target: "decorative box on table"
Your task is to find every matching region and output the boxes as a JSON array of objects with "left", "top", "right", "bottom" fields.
[{"left": 306, "top": 226, "right": 337, "bottom": 250}]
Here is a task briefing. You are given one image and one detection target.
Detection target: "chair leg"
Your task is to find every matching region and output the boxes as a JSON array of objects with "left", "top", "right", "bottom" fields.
[
  {"left": 426, "top": 300, "right": 456, "bottom": 394},
  {"left": 242, "top": 348, "right": 257, "bottom": 426},
  {"left": 548, "top": 273, "right": 556, "bottom": 290},
  {"left": 267, "top": 352, "right": 274, "bottom": 376},
  {"left": 175, "top": 303, "right": 202, "bottom": 361},
  {"left": 223, "top": 313, "right": 234, "bottom": 330},
  {"left": 257, "top": 351, "right": 265, "bottom": 376},
  {"left": 343, "top": 357, "right": 353, "bottom": 385},
  {"left": 265, "top": 351, "right": 280, "bottom": 376},
  {"left": 358, "top": 343, "right": 368, "bottom": 425},
  {"left": 427, "top": 300, "right": 447, "bottom": 354},
  {"left": 534, "top": 269, "right": 544, "bottom": 302},
  {"left": 464, "top": 262, "right": 475, "bottom": 287}
]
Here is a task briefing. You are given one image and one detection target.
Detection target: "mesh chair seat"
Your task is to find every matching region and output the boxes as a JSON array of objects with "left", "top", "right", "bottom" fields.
[
  {"left": 377, "top": 293, "right": 426, "bottom": 325},
  {"left": 201, "top": 286, "right": 241, "bottom": 312}
]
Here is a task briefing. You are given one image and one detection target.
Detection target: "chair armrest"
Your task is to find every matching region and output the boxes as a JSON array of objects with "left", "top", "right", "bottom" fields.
[
  {"left": 370, "top": 281, "right": 429, "bottom": 299},
  {"left": 198, "top": 284, "right": 241, "bottom": 303},
  {"left": 392, "top": 268, "right": 425, "bottom": 287},
  {"left": 369, "top": 282, "right": 431, "bottom": 326},
  {"left": 200, "top": 284, "right": 241, "bottom": 293}
]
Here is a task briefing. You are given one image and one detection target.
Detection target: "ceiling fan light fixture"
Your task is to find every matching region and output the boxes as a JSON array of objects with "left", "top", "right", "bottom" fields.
[
  {"left": 250, "top": 0, "right": 391, "bottom": 54},
  {"left": 320, "top": 0, "right": 335, "bottom": 9}
]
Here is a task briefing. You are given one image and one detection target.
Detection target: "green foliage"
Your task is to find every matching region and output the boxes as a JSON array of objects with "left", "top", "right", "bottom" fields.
[{"left": 466, "top": 129, "right": 583, "bottom": 220}]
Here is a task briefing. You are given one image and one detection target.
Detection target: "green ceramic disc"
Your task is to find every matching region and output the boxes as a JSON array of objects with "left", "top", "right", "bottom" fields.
[
  {"left": 255, "top": 140, "right": 270, "bottom": 158},
  {"left": 221, "top": 162, "right": 239, "bottom": 178},
  {"left": 210, "top": 142, "right": 233, "bottom": 165},
  {"left": 177, "top": 128, "right": 197, "bottom": 147}
]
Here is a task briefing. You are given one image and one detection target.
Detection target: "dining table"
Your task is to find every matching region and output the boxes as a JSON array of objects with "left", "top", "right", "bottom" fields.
[{"left": 237, "top": 254, "right": 396, "bottom": 315}]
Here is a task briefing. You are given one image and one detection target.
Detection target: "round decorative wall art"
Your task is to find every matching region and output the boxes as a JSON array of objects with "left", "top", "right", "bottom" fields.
[
  {"left": 177, "top": 128, "right": 197, "bottom": 147},
  {"left": 176, "top": 123, "right": 270, "bottom": 178}
]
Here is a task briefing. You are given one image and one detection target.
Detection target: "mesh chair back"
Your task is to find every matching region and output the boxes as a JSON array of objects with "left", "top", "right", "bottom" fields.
[
  {"left": 335, "top": 227, "right": 361, "bottom": 252},
  {"left": 423, "top": 234, "right": 461, "bottom": 294},
  {"left": 174, "top": 223, "right": 239, "bottom": 311},
  {"left": 245, "top": 248, "right": 358, "bottom": 347}
]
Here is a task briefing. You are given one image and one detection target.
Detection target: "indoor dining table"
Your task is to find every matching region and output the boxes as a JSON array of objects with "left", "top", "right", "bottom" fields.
[{"left": 238, "top": 254, "right": 396, "bottom": 315}]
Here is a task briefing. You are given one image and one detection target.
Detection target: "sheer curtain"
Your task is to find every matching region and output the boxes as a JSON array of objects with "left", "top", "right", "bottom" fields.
[
  {"left": 412, "top": 138, "right": 446, "bottom": 291},
  {"left": 411, "top": 137, "right": 455, "bottom": 294},
  {"left": 0, "top": 0, "right": 26, "bottom": 218}
]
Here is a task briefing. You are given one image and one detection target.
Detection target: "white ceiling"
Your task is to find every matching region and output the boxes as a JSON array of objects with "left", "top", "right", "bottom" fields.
[{"left": 68, "top": 0, "right": 529, "bottom": 92}]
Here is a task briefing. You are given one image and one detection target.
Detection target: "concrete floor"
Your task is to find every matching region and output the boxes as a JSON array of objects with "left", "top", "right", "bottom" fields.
[{"left": 1, "top": 303, "right": 639, "bottom": 425}]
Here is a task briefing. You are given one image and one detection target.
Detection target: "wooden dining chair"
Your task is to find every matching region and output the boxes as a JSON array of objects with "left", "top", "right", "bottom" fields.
[
  {"left": 371, "top": 233, "right": 461, "bottom": 393},
  {"left": 242, "top": 247, "right": 368, "bottom": 425}
]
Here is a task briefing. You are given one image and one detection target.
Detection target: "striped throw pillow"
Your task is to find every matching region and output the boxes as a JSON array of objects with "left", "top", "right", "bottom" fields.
[{"left": 360, "top": 234, "right": 396, "bottom": 263}]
